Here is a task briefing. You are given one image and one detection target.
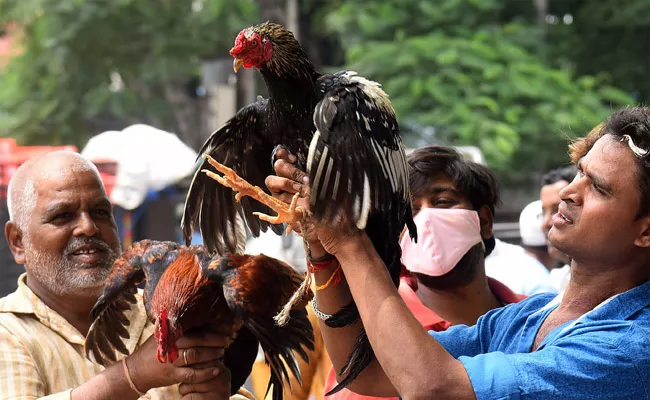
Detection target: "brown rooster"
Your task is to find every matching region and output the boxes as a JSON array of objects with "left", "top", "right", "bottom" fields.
[{"left": 84, "top": 239, "right": 314, "bottom": 399}]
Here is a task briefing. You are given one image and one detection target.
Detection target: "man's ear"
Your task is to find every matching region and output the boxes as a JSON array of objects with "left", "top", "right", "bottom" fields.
[
  {"left": 5, "top": 221, "right": 25, "bottom": 265},
  {"left": 634, "top": 215, "right": 650, "bottom": 248},
  {"left": 478, "top": 205, "right": 494, "bottom": 240}
]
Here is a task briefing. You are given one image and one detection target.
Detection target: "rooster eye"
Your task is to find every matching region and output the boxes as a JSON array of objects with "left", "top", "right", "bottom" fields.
[{"left": 251, "top": 40, "right": 258, "bottom": 46}]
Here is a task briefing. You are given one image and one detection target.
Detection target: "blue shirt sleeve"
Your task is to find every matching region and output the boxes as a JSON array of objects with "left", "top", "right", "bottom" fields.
[
  {"left": 458, "top": 325, "right": 647, "bottom": 400},
  {"left": 430, "top": 303, "right": 509, "bottom": 358},
  {"left": 430, "top": 295, "right": 650, "bottom": 399}
]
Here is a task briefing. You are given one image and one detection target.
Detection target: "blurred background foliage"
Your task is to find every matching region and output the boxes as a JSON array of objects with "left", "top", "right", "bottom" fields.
[
  {"left": 0, "top": 0, "right": 258, "bottom": 148},
  {"left": 0, "top": 0, "right": 643, "bottom": 184},
  {"left": 323, "top": 0, "right": 635, "bottom": 182}
]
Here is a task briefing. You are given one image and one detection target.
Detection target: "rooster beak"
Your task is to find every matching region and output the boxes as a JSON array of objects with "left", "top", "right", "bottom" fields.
[{"left": 233, "top": 58, "right": 244, "bottom": 73}]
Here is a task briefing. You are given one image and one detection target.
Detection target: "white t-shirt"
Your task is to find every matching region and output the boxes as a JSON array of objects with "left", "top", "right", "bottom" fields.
[
  {"left": 485, "top": 238, "right": 558, "bottom": 296},
  {"left": 245, "top": 230, "right": 307, "bottom": 274},
  {"left": 549, "top": 264, "right": 571, "bottom": 293}
]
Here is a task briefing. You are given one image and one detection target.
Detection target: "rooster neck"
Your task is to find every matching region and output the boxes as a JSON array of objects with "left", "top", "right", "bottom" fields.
[
  {"left": 259, "top": 66, "right": 320, "bottom": 113},
  {"left": 152, "top": 279, "right": 220, "bottom": 333},
  {"left": 175, "top": 286, "right": 222, "bottom": 331},
  {"left": 149, "top": 251, "right": 211, "bottom": 326},
  {"left": 260, "top": 68, "right": 320, "bottom": 160}
]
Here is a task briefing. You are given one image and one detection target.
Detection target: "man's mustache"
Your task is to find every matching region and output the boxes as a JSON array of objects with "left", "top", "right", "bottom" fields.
[{"left": 64, "top": 237, "right": 112, "bottom": 257}]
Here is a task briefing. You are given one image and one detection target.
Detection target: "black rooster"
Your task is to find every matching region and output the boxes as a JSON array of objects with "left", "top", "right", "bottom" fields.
[
  {"left": 181, "top": 22, "right": 417, "bottom": 394},
  {"left": 84, "top": 239, "right": 314, "bottom": 399}
]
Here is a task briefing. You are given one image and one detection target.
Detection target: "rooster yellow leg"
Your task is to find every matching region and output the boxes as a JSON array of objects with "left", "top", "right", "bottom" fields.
[
  {"left": 202, "top": 155, "right": 306, "bottom": 231},
  {"left": 253, "top": 189, "right": 303, "bottom": 228}
]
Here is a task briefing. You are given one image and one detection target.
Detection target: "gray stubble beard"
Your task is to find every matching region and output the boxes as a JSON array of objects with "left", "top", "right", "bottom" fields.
[{"left": 24, "top": 239, "right": 119, "bottom": 297}]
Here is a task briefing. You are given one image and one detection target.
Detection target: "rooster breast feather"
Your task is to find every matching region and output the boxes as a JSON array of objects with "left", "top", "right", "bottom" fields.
[
  {"left": 203, "top": 253, "right": 314, "bottom": 399},
  {"left": 181, "top": 98, "right": 284, "bottom": 255},
  {"left": 309, "top": 71, "right": 412, "bottom": 231},
  {"left": 84, "top": 240, "right": 180, "bottom": 366}
]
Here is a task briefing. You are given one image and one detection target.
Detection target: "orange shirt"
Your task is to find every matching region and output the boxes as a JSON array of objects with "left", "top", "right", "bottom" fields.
[{"left": 323, "top": 276, "right": 526, "bottom": 400}]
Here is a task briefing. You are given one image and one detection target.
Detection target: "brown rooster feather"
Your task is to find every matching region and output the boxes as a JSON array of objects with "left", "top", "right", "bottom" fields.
[{"left": 84, "top": 239, "right": 314, "bottom": 399}]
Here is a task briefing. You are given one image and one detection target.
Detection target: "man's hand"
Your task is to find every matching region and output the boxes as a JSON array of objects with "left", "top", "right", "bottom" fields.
[
  {"left": 265, "top": 149, "right": 363, "bottom": 257},
  {"left": 126, "top": 329, "right": 232, "bottom": 394},
  {"left": 265, "top": 150, "right": 318, "bottom": 244},
  {"left": 178, "top": 359, "right": 232, "bottom": 400}
]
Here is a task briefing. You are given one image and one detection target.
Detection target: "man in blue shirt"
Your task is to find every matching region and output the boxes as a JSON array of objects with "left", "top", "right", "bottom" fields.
[{"left": 265, "top": 106, "right": 650, "bottom": 399}]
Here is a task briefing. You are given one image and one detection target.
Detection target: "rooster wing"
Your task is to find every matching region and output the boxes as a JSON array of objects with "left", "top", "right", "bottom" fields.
[
  {"left": 84, "top": 240, "right": 181, "bottom": 366},
  {"left": 309, "top": 70, "right": 413, "bottom": 234},
  {"left": 181, "top": 99, "right": 283, "bottom": 255},
  {"left": 308, "top": 71, "right": 418, "bottom": 394},
  {"left": 203, "top": 254, "right": 314, "bottom": 400}
]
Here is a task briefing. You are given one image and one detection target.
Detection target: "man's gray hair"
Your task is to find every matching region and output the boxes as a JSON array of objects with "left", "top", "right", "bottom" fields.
[
  {"left": 7, "top": 177, "right": 35, "bottom": 231},
  {"left": 7, "top": 151, "right": 104, "bottom": 231}
]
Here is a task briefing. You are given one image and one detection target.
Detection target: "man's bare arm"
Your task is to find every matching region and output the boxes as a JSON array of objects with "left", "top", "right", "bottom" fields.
[
  {"left": 309, "top": 242, "right": 398, "bottom": 396},
  {"left": 327, "top": 233, "right": 475, "bottom": 399},
  {"left": 266, "top": 158, "right": 475, "bottom": 399}
]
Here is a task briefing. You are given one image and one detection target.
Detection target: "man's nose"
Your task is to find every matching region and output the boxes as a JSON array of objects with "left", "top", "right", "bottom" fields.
[
  {"left": 559, "top": 177, "right": 581, "bottom": 206},
  {"left": 74, "top": 212, "right": 99, "bottom": 236}
]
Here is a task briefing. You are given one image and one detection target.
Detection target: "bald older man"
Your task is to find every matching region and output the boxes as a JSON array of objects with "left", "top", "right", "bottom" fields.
[{"left": 1, "top": 151, "right": 236, "bottom": 400}]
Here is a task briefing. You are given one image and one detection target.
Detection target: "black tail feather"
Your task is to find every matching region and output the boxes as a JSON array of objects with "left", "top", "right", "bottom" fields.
[
  {"left": 245, "top": 308, "right": 314, "bottom": 400},
  {"left": 325, "top": 330, "right": 373, "bottom": 396},
  {"left": 406, "top": 210, "right": 418, "bottom": 243},
  {"left": 324, "top": 301, "right": 359, "bottom": 328},
  {"left": 223, "top": 326, "right": 259, "bottom": 395}
]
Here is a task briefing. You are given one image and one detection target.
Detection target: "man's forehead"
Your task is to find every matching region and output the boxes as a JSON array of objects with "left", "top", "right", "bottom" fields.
[
  {"left": 33, "top": 170, "right": 105, "bottom": 203},
  {"left": 426, "top": 178, "right": 467, "bottom": 201},
  {"left": 584, "top": 135, "right": 636, "bottom": 173},
  {"left": 581, "top": 135, "right": 640, "bottom": 196},
  {"left": 428, "top": 175, "right": 460, "bottom": 191},
  {"left": 35, "top": 168, "right": 100, "bottom": 189},
  {"left": 429, "top": 172, "right": 455, "bottom": 185},
  {"left": 541, "top": 180, "right": 569, "bottom": 200}
]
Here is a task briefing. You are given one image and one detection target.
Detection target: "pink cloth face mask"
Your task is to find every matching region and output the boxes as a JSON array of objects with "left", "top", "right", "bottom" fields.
[{"left": 400, "top": 208, "right": 482, "bottom": 277}]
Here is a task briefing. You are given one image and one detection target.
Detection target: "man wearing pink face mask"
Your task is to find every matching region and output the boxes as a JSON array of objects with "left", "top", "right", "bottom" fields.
[
  {"left": 267, "top": 108, "right": 650, "bottom": 399},
  {"left": 320, "top": 146, "right": 525, "bottom": 400}
]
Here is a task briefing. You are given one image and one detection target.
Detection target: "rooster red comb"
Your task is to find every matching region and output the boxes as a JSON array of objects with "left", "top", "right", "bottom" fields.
[{"left": 230, "top": 29, "right": 247, "bottom": 56}]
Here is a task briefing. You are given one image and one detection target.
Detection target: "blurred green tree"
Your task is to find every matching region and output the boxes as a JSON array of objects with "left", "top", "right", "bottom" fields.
[
  {"left": 0, "top": 0, "right": 257, "bottom": 149},
  {"left": 325, "top": 0, "right": 635, "bottom": 182},
  {"left": 547, "top": 0, "right": 650, "bottom": 104}
]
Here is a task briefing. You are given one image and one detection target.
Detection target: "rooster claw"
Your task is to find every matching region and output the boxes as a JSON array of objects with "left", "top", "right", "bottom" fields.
[
  {"left": 203, "top": 155, "right": 307, "bottom": 233},
  {"left": 252, "top": 192, "right": 307, "bottom": 234}
]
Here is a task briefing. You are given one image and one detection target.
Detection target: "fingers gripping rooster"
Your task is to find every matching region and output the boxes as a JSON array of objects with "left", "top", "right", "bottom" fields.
[{"left": 84, "top": 239, "right": 314, "bottom": 399}]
